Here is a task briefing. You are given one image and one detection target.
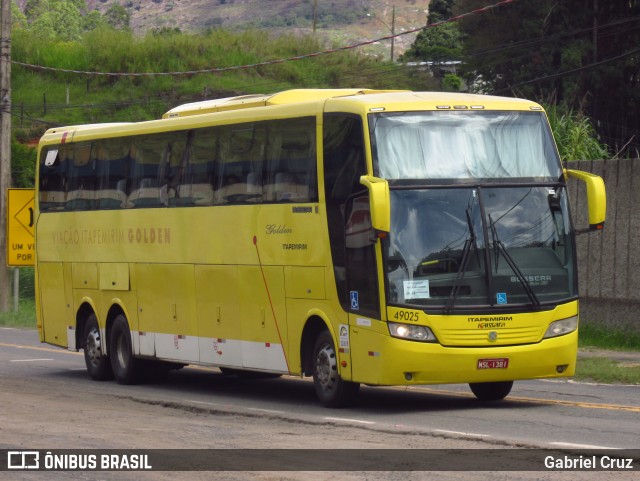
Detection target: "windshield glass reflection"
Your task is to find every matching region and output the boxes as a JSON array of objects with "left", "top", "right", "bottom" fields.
[{"left": 384, "top": 186, "right": 575, "bottom": 311}]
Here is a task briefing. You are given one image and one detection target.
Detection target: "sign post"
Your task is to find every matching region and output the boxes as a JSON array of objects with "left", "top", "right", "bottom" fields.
[{"left": 6, "top": 189, "right": 35, "bottom": 266}]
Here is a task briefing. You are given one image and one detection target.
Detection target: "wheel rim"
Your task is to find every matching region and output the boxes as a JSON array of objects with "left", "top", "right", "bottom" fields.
[
  {"left": 86, "top": 327, "right": 102, "bottom": 366},
  {"left": 315, "top": 343, "right": 337, "bottom": 392}
]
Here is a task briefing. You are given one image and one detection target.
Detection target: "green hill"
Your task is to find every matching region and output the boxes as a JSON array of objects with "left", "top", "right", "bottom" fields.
[
  {"left": 11, "top": 0, "right": 431, "bottom": 132},
  {"left": 9, "top": 11, "right": 434, "bottom": 185}
]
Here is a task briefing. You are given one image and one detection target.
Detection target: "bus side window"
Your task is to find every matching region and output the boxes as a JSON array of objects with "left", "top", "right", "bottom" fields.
[
  {"left": 39, "top": 146, "right": 68, "bottom": 211},
  {"left": 66, "top": 142, "right": 96, "bottom": 211},
  {"left": 128, "top": 135, "right": 165, "bottom": 208},
  {"left": 266, "top": 117, "right": 317, "bottom": 203},
  {"left": 161, "top": 131, "right": 189, "bottom": 206},
  {"left": 216, "top": 123, "right": 266, "bottom": 204},
  {"left": 174, "top": 129, "right": 215, "bottom": 206},
  {"left": 96, "top": 138, "right": 130, "bottom": 210}
]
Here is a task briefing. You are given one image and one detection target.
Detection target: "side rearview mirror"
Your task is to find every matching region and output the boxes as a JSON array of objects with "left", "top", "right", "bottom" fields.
[
  {"left": 565, "top": 168, "right": 606, "bottom": 232},
  {"left": 359, "top": 175, "right": 390, "bottom": 234}
]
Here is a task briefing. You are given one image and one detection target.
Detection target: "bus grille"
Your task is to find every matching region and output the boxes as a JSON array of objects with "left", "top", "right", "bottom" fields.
[{"left": 437, "top": 327, "right": 544, "bottom": 346}]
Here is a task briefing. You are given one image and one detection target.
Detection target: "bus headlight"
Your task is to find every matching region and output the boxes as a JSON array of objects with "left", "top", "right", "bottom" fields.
[
  {"left": 388, "top": 322, "right": 437, "bottom": 342},
  {"left": 543, "top": 316, "right": 578, "bottom": 339}
]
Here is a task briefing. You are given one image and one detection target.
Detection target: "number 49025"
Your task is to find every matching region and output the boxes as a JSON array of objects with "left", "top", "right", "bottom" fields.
[{"left": 393, "top": 310, "right": 420, "bottom": 322}]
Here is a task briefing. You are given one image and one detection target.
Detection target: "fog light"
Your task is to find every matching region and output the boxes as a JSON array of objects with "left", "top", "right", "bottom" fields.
[
  {"left": 556, "top": 364, "right": 568, "bottom": 373},
  {"left": 404, "top": 373, "right": 413, "bottom": 381}
]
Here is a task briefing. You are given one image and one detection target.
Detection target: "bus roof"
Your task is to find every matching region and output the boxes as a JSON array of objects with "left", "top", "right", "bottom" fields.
[
  {"left": 161, "top": 89, "right": 407, "bottom": 118},
  {"left": 163, "top": 89, "right": 543, "bottom": 119},
  {"left": 37, "top": 90, "right": 544, "bottom": 147}
]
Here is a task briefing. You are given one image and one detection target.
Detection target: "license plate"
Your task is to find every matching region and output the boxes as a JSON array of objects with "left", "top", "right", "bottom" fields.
[{"left": 477, "top": 358, "right": 509, "bottom": 369}]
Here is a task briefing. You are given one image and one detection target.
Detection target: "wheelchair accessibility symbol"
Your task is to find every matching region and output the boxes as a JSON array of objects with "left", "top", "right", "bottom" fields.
[
  {"left": 350, "top": 291, "right": 359, "bottom": 310},
  {"left": 496, "top": 292, "right": 507, "bottom": 305}
]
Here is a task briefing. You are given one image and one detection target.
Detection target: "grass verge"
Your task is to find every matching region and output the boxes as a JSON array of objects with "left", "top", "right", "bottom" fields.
[
  {"left": 0, "top": 300, "right": 37, "bottom": 329},
  {"left": 574, "top": 357, "right": 640, "bottom": 385},
  {"left": 578, "top": 323, "right": 640, "bottom": 351}
]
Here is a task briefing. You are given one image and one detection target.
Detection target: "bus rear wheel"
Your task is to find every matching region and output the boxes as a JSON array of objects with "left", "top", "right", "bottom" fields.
[
  {"left": 312, "top": 330, "right": 359, "bottom": 408},
  {"left": 83, "top": 314, "right": 113, "bottom": 381},
  {"left": 110, "top": 314, "right": 143, "bottom": 385},
  {"left": 469, "top": 381, "right": 513, "bottom": 401}
]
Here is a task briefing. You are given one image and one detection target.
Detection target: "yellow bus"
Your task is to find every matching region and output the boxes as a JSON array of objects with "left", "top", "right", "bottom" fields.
[{"left": 35, "top": 89, "right": 606, "bottom": 407}]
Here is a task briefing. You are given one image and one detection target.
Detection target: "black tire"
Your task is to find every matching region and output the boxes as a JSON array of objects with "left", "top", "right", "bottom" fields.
[
  {"left": 312, "top": 330, "right": 360, "bottom": 408},
  {"left": 109, "top": 314, "right": 144, "bottom": 385},
  {"left": 469, "top": 381, "right": 513, "bottom": 401},
  {"left": 83, "top": 314, "right": 113, "bottom": 381}
]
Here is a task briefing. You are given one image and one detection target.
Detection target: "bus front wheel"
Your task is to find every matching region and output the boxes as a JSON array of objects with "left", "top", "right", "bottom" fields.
[
  {"left": 312, "top": 330, "right": 359, "bottom": 408},
  {"left": 469, "top": 381, "right": 513, "bottom": 401},
  {"left": 83, "top": 314, "right": 113, "bottom": 381},
  {"left": 110, "top": 315, "right": 143, "bottom": 385}
]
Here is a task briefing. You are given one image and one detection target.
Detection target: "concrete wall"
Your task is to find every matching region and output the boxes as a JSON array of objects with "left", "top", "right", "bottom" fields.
[{"left": 566, "top": 159, "right": 640, "bottom": 331}]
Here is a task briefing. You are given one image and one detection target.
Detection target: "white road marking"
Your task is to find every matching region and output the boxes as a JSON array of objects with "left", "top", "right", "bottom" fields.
[
  {"left": 324, "top": 417, "right": 375, "bottom": 425},
  {"left": 434, "top": 429, "right": 490, "bottom": 438},
  {"left": 185, "top": 399, "right": 224, "bottom": 408},
  {"left": 10, "top": 358, "right": 54, "bottom": 362},
  {"left": 246, "top": 407, "right": 286, "bottom": 414},
  {"left": 186, "top": 400, "right": 285, "bottom": 415},
  {"left": 549, "top": 442, "right": 618, "bottom": 450}
]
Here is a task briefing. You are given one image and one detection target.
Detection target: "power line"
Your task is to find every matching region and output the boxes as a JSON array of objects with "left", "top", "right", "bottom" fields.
[
  {"left": 12, "top": 56, "right": 435, "bottom": 115},
  {"left": 11, "top": 0, "right": 517, "bottom": 78},
  {"left": 491, "top": 46, "right": 640, "bottom": 94},
  {"left": 467, "top": 14, "right": 640, "bottom": 59}
]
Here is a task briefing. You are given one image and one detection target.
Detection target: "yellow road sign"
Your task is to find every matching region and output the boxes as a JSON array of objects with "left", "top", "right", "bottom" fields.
[{"left": 7, "top": 188, "right": 35, "bottom": 266}]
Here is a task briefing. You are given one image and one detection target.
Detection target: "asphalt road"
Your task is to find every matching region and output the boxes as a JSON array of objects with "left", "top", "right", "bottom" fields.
[{"left": 1, "top": 327, "right": 638, "bottom": 480}]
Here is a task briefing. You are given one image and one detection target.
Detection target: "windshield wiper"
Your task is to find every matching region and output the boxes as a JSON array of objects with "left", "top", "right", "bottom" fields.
[
  {"left": 488, "top": 215, "right": 540, "bottom": 307},
  {"left": 444, "top": 207, "right": 477, "bottom": 313}
]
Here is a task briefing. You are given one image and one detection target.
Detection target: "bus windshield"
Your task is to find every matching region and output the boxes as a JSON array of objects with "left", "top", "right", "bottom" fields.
[
  {"left": 370, "top": 111, "right": 562, "bottom": 181},
  {"left": 370, "top": 110, "right": 575, "bottom": 311},
  {"left": 382, "top": 186, "right": 576, "bottom": 311}
]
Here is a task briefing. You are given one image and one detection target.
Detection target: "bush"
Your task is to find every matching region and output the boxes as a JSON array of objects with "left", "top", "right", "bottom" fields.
[
  {"left": 18, "top": 267, "right": 35, "bottom": 299},
  {"left": 545, "top": 105, "right": 610, "bottom": 162}
]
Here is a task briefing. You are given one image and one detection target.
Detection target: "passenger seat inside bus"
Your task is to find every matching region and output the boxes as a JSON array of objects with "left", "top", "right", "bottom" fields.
[
  {"left": 215, "top": 173, "right": 263, "bottom": 203},
  {"left": 273, "top": 172, "right": 306, "bottom": 201},
  {"left": 128, "top": 177, "right": 165, "bottom": 207}
]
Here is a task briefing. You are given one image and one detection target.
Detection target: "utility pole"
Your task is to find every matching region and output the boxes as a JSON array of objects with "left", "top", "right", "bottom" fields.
[
  {"left": 390, "top": 5, "right": 396, "bottom": 62},
  {"left": 592, "top": 0, "right": 598, "bottom": 63},
  {"left": 0, "top": 0, "right": 12, "bottom": 312},
  {"left": 312, "top": 0, "right": 318, "bottom": 35}
]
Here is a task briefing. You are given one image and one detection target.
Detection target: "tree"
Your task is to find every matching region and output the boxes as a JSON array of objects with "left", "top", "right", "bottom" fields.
[
  {"left": 426, "top": 0, "right": 455, "bottom": 22},
  {"left": 454, "top": 0, "right": 640, "bottom": 156},
  {"left": 105, "top": 4, "right": 131, "bottom": 31},
  {"left": 29, "top": 1, "right": 83, "bottom": 41},
  {"left": 11, "top": 0, "right": 28, "bottom": 28},
  {"left": 68, "top": 0, "right": 86, "bottom": 12},
  {"left": 442, "top": 72, "right": 463, "bottom": 92},
  {"left": 22, "top": 0, "right": 100, "bottom": 40},
  {"left": 403, "top": 0, "right": 460, "bottom": 62},
  {"left": 401, "top": 0, "right": 463, "bottom": 88},
  {"left": 24, "top": 0, "right": 49, "bottom": 22},
  {"left": 401, "top": 22, "right": 463, "bottom": 63},
  {"left": 83, "top": 10, "right": 107, "bottom": 32},
  {"left": 11, "top": 138, "right": 36, "bottom": 189}
]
